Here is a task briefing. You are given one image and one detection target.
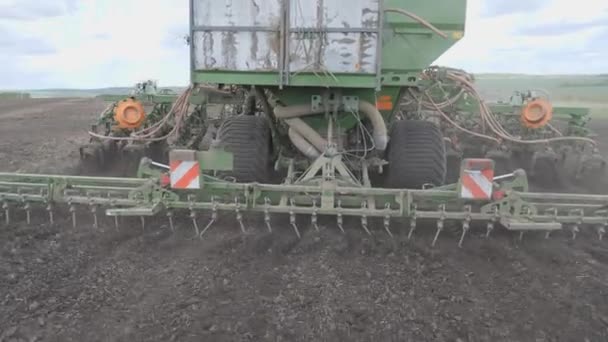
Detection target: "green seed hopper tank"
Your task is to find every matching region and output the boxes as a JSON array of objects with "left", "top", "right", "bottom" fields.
[{"left": 191, "top": 0, "right": 466, "bottom": 103}]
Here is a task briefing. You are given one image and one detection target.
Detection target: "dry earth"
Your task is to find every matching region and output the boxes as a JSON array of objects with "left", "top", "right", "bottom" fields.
[{"left": 0, "top": 98, "right": 608, "bottom": 342}]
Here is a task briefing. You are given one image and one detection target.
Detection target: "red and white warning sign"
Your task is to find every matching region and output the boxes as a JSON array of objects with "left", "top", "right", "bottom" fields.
[
  {"left": 169, "top": 150, "right": 201, "bottom": 190},
  {"left": 170, "top": 160, "right": 200, "bottom": 189},
  {"left": 459, "top": 159, "right": 495, "bottom": 200}
]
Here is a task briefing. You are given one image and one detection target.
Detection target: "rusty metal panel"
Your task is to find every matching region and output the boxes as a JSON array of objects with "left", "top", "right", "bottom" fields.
[
  {"left": 289, "top": 32, "right": 378, "bottom": 74},
  {"left": 193, "top": 31, "right": 280, "bottom": 71},
  {"left": 288, "top": 0, "right": 380, "bottom": 74},
  {"left": 289, "top": 0, "right": 379, "bottom": 28},
  {"left": 192, "top": 0, "right": 282, "bottom": 71},
  {"left": 193, "top": 0, "right": 282, "bottom": 28},
  {"left": 191, "top": 0, "right": 380, "bottom": 74}
]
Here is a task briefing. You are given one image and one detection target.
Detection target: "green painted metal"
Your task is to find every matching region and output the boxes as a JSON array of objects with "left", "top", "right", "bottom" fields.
[
  {"left": 382, "top": 0, "right": 466, "bottom": 74},
  {"left": 96, "top": 92, "right": 233, "bottom": 106},
  {"left": 97, "top": 94, "right": 179, "bottom": 104},
  {"left": 0, "top": 171, "right": 606, "bottom": 236},
  {"left": 198, "top": 150, "right": 234, "bottom": 172},
  {"left": 192, "top": 72, "right": 382, "bottom": 90},
  {"left": 270, "top": 86, "right": 403, "bottom": 132}
]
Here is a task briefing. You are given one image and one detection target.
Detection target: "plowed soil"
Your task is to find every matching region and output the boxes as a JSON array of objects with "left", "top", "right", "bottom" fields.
[{"left": 1, "top": 98, "right": 608, "bottom": 342}]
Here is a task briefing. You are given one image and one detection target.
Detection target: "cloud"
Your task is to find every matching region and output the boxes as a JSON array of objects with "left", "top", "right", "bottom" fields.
[
  {"left": 0, "top": 0, "right": 78, "bottom": 21},
  {"left": 517, "top": 19, "right": 608, "bottom": 36},
  {"left": 162, "top": 24, "right": 190, "bottom": 50},
  {"left": 0, "top": 53, "right": 58, "bottom": 89},
  {"left": 436, "top": 0, "right": 608, "bottom": 74},
  {"left": 482, "top": 0, "right": 549, "bottom": 17},
  {"left": 0, "top": 0, "right": 190, "bottom": 89},
  {"left": 0, "top": 25, "right": 56, "bottom": 55}
]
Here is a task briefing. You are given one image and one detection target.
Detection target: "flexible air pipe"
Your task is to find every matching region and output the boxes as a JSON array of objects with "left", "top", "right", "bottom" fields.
[
  {"left": 358, "top": 101, "right": 388, "bottom": 151},
  {"left": 274, "top": 104, "right": 325, "bottom": 119},
  {"left": 285, "top": 117, "right": 328, "bottom": 152},
  {"left": 275, "top": 100, "right": 389, "bottom": 152},
  {"left": 288, "top": 128, "right": 321, "bottom": 159}
]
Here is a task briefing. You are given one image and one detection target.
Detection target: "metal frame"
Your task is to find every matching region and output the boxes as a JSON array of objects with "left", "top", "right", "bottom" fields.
[{"left": 1, "top": 165, "right": 607, "bottom": 244}]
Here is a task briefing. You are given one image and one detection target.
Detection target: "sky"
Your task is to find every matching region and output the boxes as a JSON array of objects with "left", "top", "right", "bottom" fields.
[{"left": 0, "top": 0, "right": 607, "bottom": 89}]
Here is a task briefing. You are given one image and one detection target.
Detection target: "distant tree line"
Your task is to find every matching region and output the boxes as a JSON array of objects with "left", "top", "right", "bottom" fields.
[{"left": 0, "top": 92, "right": 31, "bottom": 100}]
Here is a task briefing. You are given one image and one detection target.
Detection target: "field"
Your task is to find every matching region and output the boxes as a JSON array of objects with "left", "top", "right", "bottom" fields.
[{"left": 0, "top": 94, "right": 608, "bottom": 341}]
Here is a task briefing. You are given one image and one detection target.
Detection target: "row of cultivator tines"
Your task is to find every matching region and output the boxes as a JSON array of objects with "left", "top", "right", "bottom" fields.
[{"left": 0, "top": 158, "right": 607, "bottom": 248}]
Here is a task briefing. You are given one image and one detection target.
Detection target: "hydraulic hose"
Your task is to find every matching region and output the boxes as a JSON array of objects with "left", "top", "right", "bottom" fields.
[
  {"left": 420, "top": 69, "right": 598, "bottom": 147},
  {"left": 384, "top": 8, "right": 448, "bottom": 39}
]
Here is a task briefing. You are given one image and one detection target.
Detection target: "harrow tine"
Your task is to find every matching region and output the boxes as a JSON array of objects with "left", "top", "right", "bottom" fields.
[
  {"left": 458, "top": 206, "right": 472, "bottom": 248},
  {"left": 311, "top": 200, "right": 320, "bottom": 232},
  {"left": 91, "top": 205, "right": 99, "bottom": 230},
  {"left": 431, "top": 223, "right": 443, "bottom": 247},
  {"left": 598, "top": 225, "right": 606, "bottom": 241},
  {"left": 46, "top": 204, "right": 54, "bottom": 225},
  {"left": 546, "top": 209, "right": 557, "bottom": 240},
  {"left": 167, "top": 211, "right": 174, "bottom": 232},
  {"left": 289, "top": 199, "right": 301, "bottom": 239},
  {"left": 290, "top": 211, "right": 301, "bottom": 239},
  {"left": 190, "top": 209, "right": 199, "bottom": 236},
  {"left": 188, "top": 196, "right": 202, "bottom": 236},
  {"left": 383, "top": 204, "right": 393, "bottom": 238},
  {"left": 311, "top": 213, "right": 319, "bottom": 232},
  {"left": 486, "top": 221, "right": 494, "bottom": 238},
  {"left": 407, "top": 205, "right": 417, "bottom": 240},
  {"left": 486, "top": 207, "right": 498, "bottom": 238},
  {"left": 360, "top": 201, "right": 371, "bottom": 236},
  {"left": 571, "top": 225, "right": 580, "bottom": 241},
  {"left": 114, "top": 216, "right": 120, "bottom": 231},
  {"left": 24, "top": 202, "right": 31, "bottom": 225},
  {"left": 235, "top": 197, "right": 246, "bottom": 234},
  {"left": 431, "top": 205, "right": 446, "bottom": 247},
  {"left": 407, "top": 217, "right": 417, "bottom": 240},
  {"left": 519, "top": 232, "right": 525, "bottom": 241},
  {"left": 337, "top": 213, "right": 345, "bottom": 234},
  {"left": 384, "top": 217, "right": 393, "bottom": 238},
  {"left": 570, "top": 210, "right": 584, "bottom": 240},
  {"left": 2, "top": 201, "right": 9, "bottom": 225},
  {"left": 264, "top": 211, "right": 272, "bottom": 233},
  {"left": 69, "top": 203, "right": 77, "bottom": 229},
  {"left": 361, "top": 215, "right": 371, "bottom": 236},
  {"left": 264, "top": 198, "right": 272, "bottom": 233},
  {"left": 458, "top": 226, "right": 469, "bottom": 247},
  {"left": 199, "top": 200, "right": 219, "bottom": 239},
  {"left": 140, "top": 216, "right": 146, "bottom": 231},
  {"left": 336, "top": 201, "right": 345, "bottom": 234},
  {"left": 199, "top": 216, "right": 216, "bottom": 239}
]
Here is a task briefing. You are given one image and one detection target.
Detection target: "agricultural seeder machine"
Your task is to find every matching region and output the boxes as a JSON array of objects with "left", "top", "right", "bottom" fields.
[{"left": 1, "top": 0, "right": 608, "bottom": 247}]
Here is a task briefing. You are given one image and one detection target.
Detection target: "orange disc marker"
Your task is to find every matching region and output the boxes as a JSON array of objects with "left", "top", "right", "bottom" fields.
[
  {"left": 114, "top": 98, "right": 146, "bottom": 129},
  {"left": 521, "top": 99, "right": 553, "bottom": 129}
]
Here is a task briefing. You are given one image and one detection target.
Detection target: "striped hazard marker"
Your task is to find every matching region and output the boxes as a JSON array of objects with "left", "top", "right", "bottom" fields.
[
  {"left": 459, "top": 159, "right": 495, "bottom": 200},
  {"left": 170, "top": 160, "right": 201, "bottom": 190}
]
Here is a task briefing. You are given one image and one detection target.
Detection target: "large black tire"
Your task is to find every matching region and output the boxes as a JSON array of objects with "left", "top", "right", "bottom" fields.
[
  {"left": 385, "top": 120, "right": 447, "bottom": 189},
  {"left": 217, "top": 115, "right": 272, "bottom": 183}
]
